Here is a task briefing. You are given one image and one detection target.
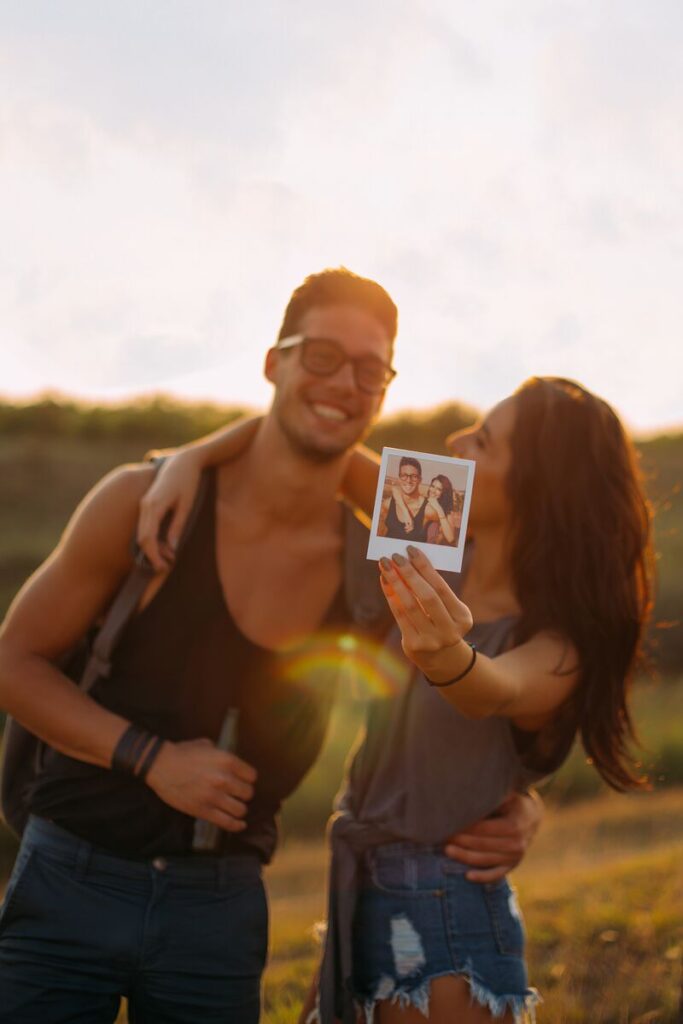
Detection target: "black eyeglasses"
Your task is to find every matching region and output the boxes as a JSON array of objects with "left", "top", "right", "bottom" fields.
[{"left": 276, "top": 334, "right": 397, "bottom": 395}]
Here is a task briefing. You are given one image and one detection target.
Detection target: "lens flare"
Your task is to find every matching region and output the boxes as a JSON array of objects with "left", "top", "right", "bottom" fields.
[{"left": 276, "top": 628, "right": 410, "bottom": 701}]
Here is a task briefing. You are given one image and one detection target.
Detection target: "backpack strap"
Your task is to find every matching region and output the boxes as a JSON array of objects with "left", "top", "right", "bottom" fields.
[
  {"left": 78, "top": 460, "right": 210, "bottom": 693},
  {"left": 342, "top": 502, "right": 392, "bottom": 635}
]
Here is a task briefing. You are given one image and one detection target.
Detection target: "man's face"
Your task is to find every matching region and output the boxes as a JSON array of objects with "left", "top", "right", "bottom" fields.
[
  {"left": 398, "top": 465, "right": 421, "bottom": 497},
  {"left": 267, "top": 304, "right": 393, "bottom": 462}
]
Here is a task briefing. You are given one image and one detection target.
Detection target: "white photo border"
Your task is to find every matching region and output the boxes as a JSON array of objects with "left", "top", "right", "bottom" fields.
[{"left": 366, "top": 447, "right": 476, "bottom": 573}]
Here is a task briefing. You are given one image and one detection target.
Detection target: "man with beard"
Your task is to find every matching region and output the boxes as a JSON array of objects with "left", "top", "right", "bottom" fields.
[{"left": 0, "top": 269, "right": 539, "bottom": 1023}]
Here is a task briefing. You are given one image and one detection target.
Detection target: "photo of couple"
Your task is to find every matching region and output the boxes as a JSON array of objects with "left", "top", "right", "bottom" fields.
[
  {"left": 378, "top": 454, "right": 466, "bottom": 547},
  {"left": 0, "top": 267, "right": 658, "bottom": 1024}
]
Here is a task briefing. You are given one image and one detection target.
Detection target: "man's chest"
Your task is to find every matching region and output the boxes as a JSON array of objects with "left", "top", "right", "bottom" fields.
[{"left": 217, "top": 534, "right": 344, "bottom": 649}]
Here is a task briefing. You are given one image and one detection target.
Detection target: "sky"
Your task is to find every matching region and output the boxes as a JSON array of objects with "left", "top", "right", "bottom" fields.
[{"left": 1, "top": 0, "right": 682, "bottom": 433}]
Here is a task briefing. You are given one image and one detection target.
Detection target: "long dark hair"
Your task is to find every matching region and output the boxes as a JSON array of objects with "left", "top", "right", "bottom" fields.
[
  {"left": 507, "top": 377, "right": 654, "bottom": 790},
  {"left": 431, "top": 474, "right": 454, "bottom": 515}
]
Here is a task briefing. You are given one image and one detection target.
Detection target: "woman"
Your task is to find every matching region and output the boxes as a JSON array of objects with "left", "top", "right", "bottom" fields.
[
  {"left": 424, "top": 473, "right": 459, "bottom": 545},
  {"left": 137, "top": 377, "right": 653, "bottom": 1023}
]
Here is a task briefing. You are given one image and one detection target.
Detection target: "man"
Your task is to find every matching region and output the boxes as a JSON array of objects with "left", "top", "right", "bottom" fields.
[
  {"left": 378, "top": 455, "right": 429, "bottom": 541},
  {"left": 0, "top": 269, "right": 539, "bottom": 1022}
]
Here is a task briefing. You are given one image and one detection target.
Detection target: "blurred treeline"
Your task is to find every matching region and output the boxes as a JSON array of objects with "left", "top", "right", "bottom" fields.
[{"left": 1, "top": 393, "right": 680, "bottom": 671}]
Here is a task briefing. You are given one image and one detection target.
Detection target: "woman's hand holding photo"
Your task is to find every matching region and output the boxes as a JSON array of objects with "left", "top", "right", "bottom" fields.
[{"left": 379, "top": 544, "right": 473, "bottom": 682}]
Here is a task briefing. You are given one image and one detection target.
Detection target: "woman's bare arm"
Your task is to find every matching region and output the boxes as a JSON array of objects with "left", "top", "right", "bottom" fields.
[
  {"left": 425, "top": 497, "right": 455, "bottom": 543},
  {"left": 379, "top": 547, "right": 579, "bottom": 724},
  {"left": 339, "top": 444, "right": 381, "bottom": 518},
  {"left": 138, "top": 416, "right": 262, "bottom": 569},
  {"left": 391, "top": 484, "right": 414, "bottom": 530}
]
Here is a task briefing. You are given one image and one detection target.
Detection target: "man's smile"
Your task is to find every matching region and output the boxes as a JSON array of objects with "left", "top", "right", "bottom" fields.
[{"left": 309, "top": 401, "right": 353, "bottom": 423}]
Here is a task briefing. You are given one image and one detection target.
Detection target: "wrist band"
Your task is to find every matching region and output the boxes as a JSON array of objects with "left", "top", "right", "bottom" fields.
[
  {"left": 136, "top": 735, "right": 165, "bottom": 782},
  {"left": 427, "top": 643, "right": 477, "bottom": 687},
  {"left": 112, "top": 724, "right": 151, "bottom": 774},
  {"left": 112, "top": 723, "right": 162, "bottom": 777}
]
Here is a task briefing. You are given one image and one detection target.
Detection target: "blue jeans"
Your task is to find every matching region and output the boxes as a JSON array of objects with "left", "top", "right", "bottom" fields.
[{"left": 0, "top": 816, "right": 268, "bottom": 1023}]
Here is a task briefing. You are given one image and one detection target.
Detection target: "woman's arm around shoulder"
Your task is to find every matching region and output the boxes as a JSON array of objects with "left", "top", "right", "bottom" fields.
[
  {"left": 138, "top": 416, "right": 262, "bottom": 569},
  {"left": 340, "top": 444, "right": 381, "bottom": 519}
]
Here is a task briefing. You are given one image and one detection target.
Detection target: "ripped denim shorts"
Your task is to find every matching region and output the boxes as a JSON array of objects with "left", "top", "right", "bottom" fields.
[{"left": 351, "top": 842, "right": 539, "bottom": 1023}]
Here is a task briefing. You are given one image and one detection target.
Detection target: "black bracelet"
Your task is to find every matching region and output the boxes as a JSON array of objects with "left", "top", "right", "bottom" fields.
[
  {"left": 111, "top": 724, "right": 153, "bottom": 775},
  {"left": 136, "top": 735, "right": 165, "bottom": 782},
  {"left": 426, "top": 643, "right": 477, "bottom": 687}
]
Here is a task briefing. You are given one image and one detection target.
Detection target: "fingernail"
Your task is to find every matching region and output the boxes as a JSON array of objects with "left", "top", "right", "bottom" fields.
[
  {"left": 392, "top": 553, "right": 406, "bottom": 566},
  {"left": 380, "top": 557, "right": 392, "bottom": 571},
  {"left": 407, "top": 545, "right": 420, "bottom": 559}
]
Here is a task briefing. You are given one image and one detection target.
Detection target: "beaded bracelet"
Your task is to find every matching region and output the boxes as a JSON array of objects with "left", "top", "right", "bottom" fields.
[{"left": 426, "top": 643, "right": 477, "bottom": 687}]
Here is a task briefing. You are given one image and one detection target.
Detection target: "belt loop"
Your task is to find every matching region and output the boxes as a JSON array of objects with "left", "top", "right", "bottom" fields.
[{"left": 75, "top": 838, "right": 92, "bottom": 879}]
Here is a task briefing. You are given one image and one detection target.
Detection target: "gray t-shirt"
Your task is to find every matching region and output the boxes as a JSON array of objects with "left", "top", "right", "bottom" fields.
[{"left": 318, "top": 612, "right": 564, "bottom": 1023}]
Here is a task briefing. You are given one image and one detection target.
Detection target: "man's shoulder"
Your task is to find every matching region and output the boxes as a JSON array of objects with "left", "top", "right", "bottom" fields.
[
  {"left": 60, "top": 462, "right": 157, "bottom": 563},
  {"left": 82, "top": 461, "right": 157, "bottom": 507},
  {"left": 104, "top": 461, "right": 157, "bottom": 497}
]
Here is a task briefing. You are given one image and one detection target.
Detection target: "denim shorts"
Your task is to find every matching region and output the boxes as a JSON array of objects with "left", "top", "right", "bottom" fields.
[
  {"left": 352, "top": 842, "right": 539, "bottom": 1023},
  {"left": 0, "top": 816, "right": 267, "bottom": 1023}
]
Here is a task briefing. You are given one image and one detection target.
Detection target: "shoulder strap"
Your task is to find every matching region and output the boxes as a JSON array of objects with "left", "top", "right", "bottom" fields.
[
  {"left": 342, "top": 502, "right": 392, "bottom": 635},
  {"left": 79, "top": 461, "right": 211, "bottom": 693}
]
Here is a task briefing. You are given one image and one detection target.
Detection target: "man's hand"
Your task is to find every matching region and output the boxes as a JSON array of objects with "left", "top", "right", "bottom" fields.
[
  {"left": 146, "top": 739, "right": 257, "bottom": 833},
  {"left": 444, "top": 790, "right": 543, "bottom": 883}
]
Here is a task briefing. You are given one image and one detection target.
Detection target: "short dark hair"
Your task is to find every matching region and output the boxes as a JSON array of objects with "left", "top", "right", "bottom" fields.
[
  {"left": 277, "top": 267, "right": 398, "bottom": 344},
  {"left": 399, "top": 456, "right": 422, "bottom": 478}
]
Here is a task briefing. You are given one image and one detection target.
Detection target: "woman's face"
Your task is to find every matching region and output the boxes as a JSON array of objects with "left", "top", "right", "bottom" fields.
[
  {"left": 446, "top": 396, "right": 516, "bottom": 528},
  {"left": 428, "top": 478, "right": 444, "bottom": 500}
]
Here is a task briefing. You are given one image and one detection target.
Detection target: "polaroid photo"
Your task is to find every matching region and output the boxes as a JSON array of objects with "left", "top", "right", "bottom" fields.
[{"left": 366, "top": 447, "right": 476, "bottom": 573}]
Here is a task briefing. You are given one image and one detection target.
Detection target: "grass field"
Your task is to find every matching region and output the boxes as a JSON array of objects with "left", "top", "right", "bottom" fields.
[{"left": 263, "top": 789, "right": 683, "bottom": 1023}]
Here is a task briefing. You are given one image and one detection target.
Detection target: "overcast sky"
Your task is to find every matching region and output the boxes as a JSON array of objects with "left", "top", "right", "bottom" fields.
[{"left": 1, "top": 1, "right": 682, "bottom": 432}]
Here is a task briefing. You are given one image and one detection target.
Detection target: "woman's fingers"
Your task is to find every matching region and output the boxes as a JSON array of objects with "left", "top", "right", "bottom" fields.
[
  {"left": 137, "top": 494, "right": 174, "bottom": 571},
  {"left": 405, "top": 545, "right": 472, "bottom": 625},
  {"left": 164, "top": 494, "right": 194, "bottom": 553},
  {"left": 384, "top": 555, "right": 465, "bottom": 644},
  {"left": 379, "top": 575, "right": 423, "bottom": 648},
  {"left": 137, "top": 460, "right": 202, "bottom": 570}
]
